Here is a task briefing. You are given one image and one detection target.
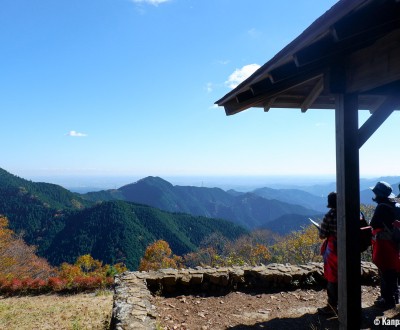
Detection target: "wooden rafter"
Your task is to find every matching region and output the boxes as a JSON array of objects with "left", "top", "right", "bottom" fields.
[{"left": 300, "top": 77, "right": 324, "bottom": 112}]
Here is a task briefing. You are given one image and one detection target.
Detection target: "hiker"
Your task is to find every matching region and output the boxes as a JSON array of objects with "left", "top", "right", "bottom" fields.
[
  {"left": 317, "top": 192, "right": 338, "bottom": 316},
  {"left": 370, "top": 181, "right": 400, "bottom": 309}
]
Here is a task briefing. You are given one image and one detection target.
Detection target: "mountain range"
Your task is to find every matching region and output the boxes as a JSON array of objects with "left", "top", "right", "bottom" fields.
[
  {"left": 81, "top": 176, "right": 323, "bottom": 230},
  {"left": 0, "top": 168, "right": 246, "bottom": 269},
  {"left": 1, "top": 167, "right": 399, "bottom": 269}
]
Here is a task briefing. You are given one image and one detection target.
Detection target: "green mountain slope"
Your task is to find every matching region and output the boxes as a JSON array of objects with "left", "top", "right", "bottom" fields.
[
  {"left": 261, "top": 213, "right": 324, "bottom": 235},
  {"left": 82, "top": 176, "right": 321, "bottom": 229},
  {"left": 0, "top": 168, "right": 247, "bottom": 270},
  {"left": 0, "top": 168, "right": 93, "bottom": 253},
  {"left": 0, "top": 168, "right": 91, "bottom": 210},
  {"left": 46, "top": 200, "right": 247, "bottom": 269}
]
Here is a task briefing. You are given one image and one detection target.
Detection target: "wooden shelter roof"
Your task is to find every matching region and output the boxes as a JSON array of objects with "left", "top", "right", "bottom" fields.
[{"left": 216, "top": 0, "right": 400, "bottom": 115}]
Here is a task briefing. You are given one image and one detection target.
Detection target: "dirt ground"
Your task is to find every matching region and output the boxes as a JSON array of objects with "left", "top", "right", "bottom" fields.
[{"left": 151, "top": 285, "right": 400, "bottom": 330}]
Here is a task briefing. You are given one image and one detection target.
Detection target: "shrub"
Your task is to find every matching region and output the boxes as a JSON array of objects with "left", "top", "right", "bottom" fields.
[
  {"left": 47, "top": 277, "right": 67, "bottom": 292},
  {"left": 71, "top": 276, "right": 104, "bottom": 292},
  {"left": 26, "top": 278, "right": 47, "bottom": 293},
  {"left": 9, "top": 278, "right": 23, "bottom": 292}
]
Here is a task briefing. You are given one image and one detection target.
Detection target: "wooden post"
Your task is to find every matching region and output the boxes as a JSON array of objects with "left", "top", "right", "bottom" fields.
[{"left": 335, "top": 93, "right": 361, "bottom": 329}]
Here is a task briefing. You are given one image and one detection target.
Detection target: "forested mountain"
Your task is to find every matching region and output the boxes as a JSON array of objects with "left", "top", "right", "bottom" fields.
[
  {"left": 0, "top": 168, "right": 92, "bottom": 210},
  {"left": 82, "top": 176, "right": 321, "bottom": 229},
  {"left": 46, "top": 200, "right": 247, "bottom": 269},
  {"left": 261, "top": 213, "right": 324, "bottom": 235},
  {"left": 0, "top": 168, "right": 247, "bottom": 269},
  {"left": 0, "top": 168, "right": 93, "bottom": 253},
  {"left": 250, "top": 187, "right": 326, "bottom": 212}
]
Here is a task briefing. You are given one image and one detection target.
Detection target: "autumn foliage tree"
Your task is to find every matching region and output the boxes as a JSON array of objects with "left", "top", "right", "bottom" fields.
[
  {"left": 183, "top": 230, "right": 276, "bottom": 267},
  {"left": 270, "top": 224, "right": 322, "bottom": 264},
  {"left": 58, "top": 254, "right": 127, "bottom": 281},
  {"left": 223, "top": 232, "right": 272, "bottom": 266},
  {"left": 138, "top": 240, "right": 182, "bottom": 271},
  {"left": 183, "top": 247, "right": 219, "bottom": 268},
  {"left": 56, "top": 254, "right": 127, "bottom": 292},
  {"left": 0, "top": 215, "right": 128, "bottom": 295},
  {"left": 0, "top": 215, "right": 55, "bottom": 280}
]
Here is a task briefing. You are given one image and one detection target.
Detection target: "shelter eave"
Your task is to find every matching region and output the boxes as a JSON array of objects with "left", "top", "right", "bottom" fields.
[
  {"left": 216, "top": 0, "right": 400, "bottom": 116},
  {"left": 216, "top": 0, "right": 371, "bottom": 105}
]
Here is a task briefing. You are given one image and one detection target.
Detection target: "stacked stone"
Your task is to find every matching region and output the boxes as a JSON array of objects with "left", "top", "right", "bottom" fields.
[
  {"left": 111, "top": 262, "right": 378, "bottom": 329},
  {"left": 111, "top": 272, "right": 157, "bottom": 330}
]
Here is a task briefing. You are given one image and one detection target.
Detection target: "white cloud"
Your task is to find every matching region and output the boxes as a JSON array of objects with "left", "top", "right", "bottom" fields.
[
  {"left": 205, "top": 82, "right": 213, "bottom": 93},
  {"left": 218, "top": 59, "right": 230, "bottom": 65},
  {"left": 225, "top": 64, "right": 261, "bottom": 89},
  {"left": 66, "top": 130, "right": 87, "bottom": 137},
  {"left": 247, "top": 28, "right": 261, "bottom": 38},
  {"left": 131, "top": 0, "right": 171, "bottom": 5}
]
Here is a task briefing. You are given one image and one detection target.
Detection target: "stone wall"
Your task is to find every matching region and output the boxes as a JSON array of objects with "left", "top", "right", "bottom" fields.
[{"left": 110, "top": 261, "right": 378, "bottom": 330}]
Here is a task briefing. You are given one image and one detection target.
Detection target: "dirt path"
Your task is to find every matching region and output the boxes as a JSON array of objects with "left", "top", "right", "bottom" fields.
[{"left": 152, "top": 286, "right": 400, "bottom": 329}]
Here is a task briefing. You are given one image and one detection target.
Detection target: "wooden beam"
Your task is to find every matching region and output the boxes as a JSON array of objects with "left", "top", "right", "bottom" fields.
[
  {"left": 224, "top": 72, "right": 324, "bottom": 115},
  {"left": 333, "top": 0, "right": 400, "bottom": 42},
  {"left": 300, "top": 78, "right": 324, "bottom": 112},
  {"left": 335, "top": 93, "right": 361, "bottom": 329},
  {"left": 346, "top": 29, "right": 400, "bottom": 94},
  {"left": 250, "top": 78, "right": 273, "bottom": 95},
  {"left": 235, "top": 89, "right": 254, "bottom": 103},
  {"left": 269, "top": 61, "right": 298, "bottom": 83},
  {"left": 358, "top": 95, "right": 400, "bottom": 148},
  {"left": 263, "top": 97, "right": 276, "bottom": 112},
  {"left": 294, "top": 32, "right": 336, "bottom": 67}
]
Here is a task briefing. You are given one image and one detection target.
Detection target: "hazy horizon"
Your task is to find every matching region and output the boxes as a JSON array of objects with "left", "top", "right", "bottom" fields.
[{"left": 20, "top": 172, "right": 389, "bottom": 194}]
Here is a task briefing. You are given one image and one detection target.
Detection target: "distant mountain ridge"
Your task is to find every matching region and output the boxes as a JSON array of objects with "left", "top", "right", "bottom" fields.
[
  {"left": 82, "top": 176, "right": 322, "bottom": 230},
  {"left": 0, "top": 168, "right": 246, "bottom": 269},
  {"left": 279, "top": 177, "right": 400, "bottom": 201},
  {"left": 250, "top": 187, "right": 327, "bottom": 212},
  {"left": 3, "top": 166, "right": 395, "bottom": 269}
]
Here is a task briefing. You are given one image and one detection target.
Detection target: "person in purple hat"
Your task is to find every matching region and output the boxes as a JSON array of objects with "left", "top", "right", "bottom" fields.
[{"left": 370, "top": 181, "right": 400, "bottom": 309}]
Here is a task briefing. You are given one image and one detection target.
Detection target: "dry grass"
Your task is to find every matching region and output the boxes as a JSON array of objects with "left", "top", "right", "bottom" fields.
[{"left": 0, "top": 290, "right": 113, "bottom": 330}]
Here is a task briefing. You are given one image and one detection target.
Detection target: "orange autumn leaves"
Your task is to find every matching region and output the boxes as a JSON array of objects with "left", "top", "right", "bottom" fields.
[
  {"left": 138, "top": 239, "right": 183, "bottom": 271},
  {"left": 139, "top": 226, "right": 323, "bottom": 271},
  {"left": 0, "top": 216, "right": 54, "bottom": 280},
  {"left": 138, "top": 235, "right": 273, "bottom": 271},
  {"left": 0, "top": 215, "right": 127, "bottom": 295}
]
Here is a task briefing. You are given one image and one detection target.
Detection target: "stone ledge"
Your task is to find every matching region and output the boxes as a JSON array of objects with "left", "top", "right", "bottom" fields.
[{"left": 110, "top": 261, "right": 378, "bottom": 330}]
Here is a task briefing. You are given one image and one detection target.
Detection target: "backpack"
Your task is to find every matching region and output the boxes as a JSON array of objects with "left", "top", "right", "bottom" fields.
[
  {"left": 360, "top": 212, "right": 372, "bottom": 253},
  {"left": 392, "top": 220, "right": 400, "bottom": 243},
  {"left": 382, "top": 203, "right": 400, "bottom": 246}
]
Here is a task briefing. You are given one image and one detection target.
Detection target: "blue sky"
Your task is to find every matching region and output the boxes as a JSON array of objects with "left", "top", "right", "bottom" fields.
[{"left": 1, "top": 0, "right": 399, "bottom": 183}]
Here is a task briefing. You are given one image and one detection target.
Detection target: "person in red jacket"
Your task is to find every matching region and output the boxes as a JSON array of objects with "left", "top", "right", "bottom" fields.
[
  {"left": 317, "top": 192, "right": 338, "bottom": 316},
  {"left": 370, "top": 181, "right": 400, "bottom": 309}
]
